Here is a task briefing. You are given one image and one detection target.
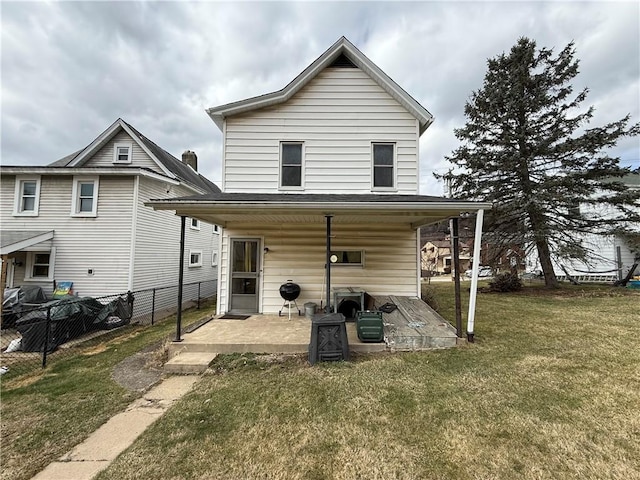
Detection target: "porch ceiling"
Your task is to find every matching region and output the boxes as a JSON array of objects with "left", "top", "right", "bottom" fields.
[{"left": 146, "top": 194, "right": 492, "bottom": 229}]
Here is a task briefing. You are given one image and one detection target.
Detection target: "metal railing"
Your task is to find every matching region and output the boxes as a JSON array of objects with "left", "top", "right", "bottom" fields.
[{"left": 0, "top": 279, "right": 217, "bottom": 377}]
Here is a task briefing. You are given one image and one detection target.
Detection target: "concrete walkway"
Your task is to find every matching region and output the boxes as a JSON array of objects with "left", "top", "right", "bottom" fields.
[{"left": 31, "top": 375, "right": 199, "bottom": 480}]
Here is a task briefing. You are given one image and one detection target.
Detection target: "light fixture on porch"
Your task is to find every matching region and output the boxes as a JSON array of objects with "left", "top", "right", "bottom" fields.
[{"left": 264, "top": 247, "right": 269, "bottom": 254}]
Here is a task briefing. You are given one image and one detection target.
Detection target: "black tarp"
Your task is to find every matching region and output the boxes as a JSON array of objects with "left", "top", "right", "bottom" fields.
[
  {"left": 15, "top": 296, "right": 132, "bottom": 352},
  {"left": 2, "top": 286, "right": 48, "bottom": 328}
]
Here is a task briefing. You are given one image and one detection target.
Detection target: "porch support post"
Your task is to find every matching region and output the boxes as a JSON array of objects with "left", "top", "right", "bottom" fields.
[
  {"left": 175, "top": 215, "right": 186, "bottom": 342},
  {"left": 325, "top": 215, "right": 332, "bottom": 313},
  {"left": 467, "top": 209, "right": 485, "bottom": 342},
  {"left": 450, "top": 218, "right": 463, "bottom": 337}
]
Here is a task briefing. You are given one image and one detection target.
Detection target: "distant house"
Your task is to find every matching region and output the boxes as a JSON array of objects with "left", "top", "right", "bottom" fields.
[
  {"left": 421, "top": 239, "right": 471, "bottom": 275},
  {"left": 149, "top": 37, "right": 491, "bottom": 315},
  {"left": 526, "top": 173, "right": 640, "bottom": 281},
  {"left": 0, "top": 118, "right": 221, "bottom": 298}
]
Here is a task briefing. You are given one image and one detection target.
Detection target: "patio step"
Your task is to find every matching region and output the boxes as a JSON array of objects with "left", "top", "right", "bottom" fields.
[{"left": 164, "top": 352, "right": 218, "bottom": 374}]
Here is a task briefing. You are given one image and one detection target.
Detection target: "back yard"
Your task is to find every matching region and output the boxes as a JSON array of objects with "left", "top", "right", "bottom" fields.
[{"left": 2, "top": 284, "right": 639, "bottom": 480}]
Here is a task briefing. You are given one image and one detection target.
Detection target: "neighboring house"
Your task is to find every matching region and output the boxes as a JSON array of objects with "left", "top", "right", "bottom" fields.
[
  {"left": 0, "top": 118, "right": 221, "bottom": 299},
  {"left": 492, "top": 247, "right": 527, "bottom": 274},
  {"left": 526, "top": 173, "right": 640, "bottom": 281},
  {"left": 421, "top": 239, "right": 471, "bottom": 275},
  {"left": 149, "top": 37, "right": 491, "bottom": 315}
]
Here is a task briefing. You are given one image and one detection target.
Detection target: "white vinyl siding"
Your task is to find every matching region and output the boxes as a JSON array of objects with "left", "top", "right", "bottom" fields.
[
  {"left": 218, "top": 222, "right": 418, "bottom": 314},
  {"left": 132, "top": 177, "right": 219, "bottom": 291},
  {"left": 82, "top": 131, "right": 164, "bottom": 174},
  {"left": 0, "top": 174, "right": 134, "bottom": 297},
  {"left": 223, "top": 68, "right": 419, "bottom": 194}
]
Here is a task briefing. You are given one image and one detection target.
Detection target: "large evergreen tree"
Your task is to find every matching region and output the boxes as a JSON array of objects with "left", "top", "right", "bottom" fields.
[{"left": 440, "top": 37, "right": 640, "bottom": 288}]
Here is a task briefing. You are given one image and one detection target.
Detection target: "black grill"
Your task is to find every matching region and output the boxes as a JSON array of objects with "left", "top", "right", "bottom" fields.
[{"left": 279, "top": 281, "right": 301, "bottom": 301}]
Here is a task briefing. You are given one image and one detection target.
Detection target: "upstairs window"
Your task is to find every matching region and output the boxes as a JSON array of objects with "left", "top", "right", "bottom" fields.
[
  {"left": 190, "top": 218, "right": 200, "bottom": 230},
  {"left": 13, "top": 176, "right": 41, "bottom": 216},
  {"left": 71, "top": 177, "right": 99, "bottom": 217},
  {"left": 280, "top": 142, "right": 303, "bottom": 189},
  {"left": 372, "top": 143, "right": 395, "bottom": 189},
  {"left": 113, "top": 143, "right": 132, "bottom": 164}
]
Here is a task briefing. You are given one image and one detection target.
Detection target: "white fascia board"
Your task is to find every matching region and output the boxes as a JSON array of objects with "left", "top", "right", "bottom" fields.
[
  {"left": 0, "top": 167, "right": 181, "bottom": 185},
  {"left": 206, "top": 37, "right": 434, "bottom": 133},
  {"left": 0, "top": 231, "right": 54, "bottom": 255},
  {"left": 67, "top": 119, "right": 123, "bottom": 167},
  {"left": 66, "top": 119, "right": 177, "bottom": 180},
  {"left": 118, "top": 122, "right": 177, "bottom": 179},
  {"left": 146, "top": 200, "right": 493, "bottom": 212}
]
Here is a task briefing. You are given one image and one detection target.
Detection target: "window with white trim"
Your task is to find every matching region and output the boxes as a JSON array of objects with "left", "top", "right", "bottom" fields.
[
  {"left": 71, "top": 177, "right": 99, "bottom": 217},
  {"left": 332, "top": 250, "right": 364, "bottom": 267},
  {"left": 190, "top": 218, "right": 200, "bottom": 230},
  {"left": 280, "top": 142, "right": 304, "bottom": 189},
  {"left": 113, "top": 143, "right": 132, "bottom": 164},
  {"left": 189, "top": 250, "right": 203, "bottom": 267},
  {"left": 13, "top": 176, "right": 41, "bottom": 216},
  {"left": 213, "top": 225, "right": 220, "bottom": 233},
  {"left": 25, "top": 250, "right": 55, "bottom": 281},
  {"left": 372, "top": 143, "right": 395, "bottom": 189}
]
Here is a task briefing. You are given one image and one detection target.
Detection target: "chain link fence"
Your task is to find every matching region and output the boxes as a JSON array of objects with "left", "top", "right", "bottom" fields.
[{"left": 1, "top": 279, "right": 217, "bottom": 377}]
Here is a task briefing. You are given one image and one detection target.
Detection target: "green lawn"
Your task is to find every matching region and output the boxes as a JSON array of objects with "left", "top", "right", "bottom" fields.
[
  {"left": 93, "top": 283, "right": 639, "bottom": 480},
  {"left": 0, "top": 303, "right": 216, "bottom": 480},
  {"left": 2, "top": 286, "right": 639, "bottom": 480}
]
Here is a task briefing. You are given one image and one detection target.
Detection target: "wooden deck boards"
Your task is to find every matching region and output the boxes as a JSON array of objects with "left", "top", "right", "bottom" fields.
[{"left": 373, "top": 295, "right": 458, "bottom": 351}]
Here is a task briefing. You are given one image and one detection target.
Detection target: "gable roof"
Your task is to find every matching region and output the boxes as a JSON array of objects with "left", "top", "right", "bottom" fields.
[
  {"left": 206, "top": 36, "right": 434, "bottom": 135},
  {"left": 52, "top": 119, "right": 220, "bottom": 194}
]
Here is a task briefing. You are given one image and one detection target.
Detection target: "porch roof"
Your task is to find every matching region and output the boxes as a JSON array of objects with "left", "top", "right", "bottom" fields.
[
  {"left": 0, "top": 230, "right": 54, "bottom": 255},
  {"left": 146, "top": 193, "right": 492, "bottom": 229}
]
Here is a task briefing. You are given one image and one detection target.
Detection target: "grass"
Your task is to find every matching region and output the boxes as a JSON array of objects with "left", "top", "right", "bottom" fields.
[
  {"left": 92, "top": 283, "right": 640, "bottom": 480},
  {"left": 0, "top": 302, "right": 216, "bottom": 480}
]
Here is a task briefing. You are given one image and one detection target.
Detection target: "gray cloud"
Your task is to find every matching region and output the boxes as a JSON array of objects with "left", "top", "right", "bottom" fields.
[{"left": 2, "top": 1, "right": 638, "bottom": 193}]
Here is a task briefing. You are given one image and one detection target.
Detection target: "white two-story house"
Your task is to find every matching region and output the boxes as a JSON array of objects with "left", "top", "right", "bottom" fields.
[
  {"left": 149, "top": 37, "right": 490, "bottom": 316},
  {"left": 1, "top": 118, "right": 220, "bottom": 298}
]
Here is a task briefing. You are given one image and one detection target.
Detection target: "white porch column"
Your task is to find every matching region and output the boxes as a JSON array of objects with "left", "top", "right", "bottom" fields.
[{"left": 467, "top": 208, "right": 484, "bottom": 342}]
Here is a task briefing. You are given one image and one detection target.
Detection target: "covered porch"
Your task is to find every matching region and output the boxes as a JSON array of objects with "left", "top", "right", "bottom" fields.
[
  {"left": 165, "top": 294, "right": 460, "bottom": 373},
  {"left": 147, "top": 193, "right": 491, "bottom": 363}
]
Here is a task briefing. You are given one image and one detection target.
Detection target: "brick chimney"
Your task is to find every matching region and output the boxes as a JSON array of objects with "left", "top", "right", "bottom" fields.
[{"left": 182, "top": 150, "right": 197, "bottom": 171}]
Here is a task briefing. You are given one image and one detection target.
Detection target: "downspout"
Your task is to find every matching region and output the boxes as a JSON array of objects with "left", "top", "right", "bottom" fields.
[
  {"left": 467, "top": 209, "right": 485, "bottom": 342},
  {"left": 175, "top": 215, "right": 186, "bottom": 342}
]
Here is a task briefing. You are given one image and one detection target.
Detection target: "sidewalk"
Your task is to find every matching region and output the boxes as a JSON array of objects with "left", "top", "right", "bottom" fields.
[{"left": 31, "top": 375, "right": 199, "bottom": 480}]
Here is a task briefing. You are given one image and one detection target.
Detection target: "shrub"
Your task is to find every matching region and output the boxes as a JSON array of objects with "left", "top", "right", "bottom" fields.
[
  {"left": 489, "top": 272, "right": 523, "bottom": 292},
  {"left": 421, "top": 284, "right": 440, "bottom": 311}
]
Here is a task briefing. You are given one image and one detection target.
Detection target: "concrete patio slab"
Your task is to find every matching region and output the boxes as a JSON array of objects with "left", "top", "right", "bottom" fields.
[{"left": 166, "top": 297, "right": 456, "bottom": 360}]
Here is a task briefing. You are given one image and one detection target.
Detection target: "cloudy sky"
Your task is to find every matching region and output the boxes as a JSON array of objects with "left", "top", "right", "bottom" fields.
[{"left": 2, "top": 1, "right": 638, "bottom": 195}]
